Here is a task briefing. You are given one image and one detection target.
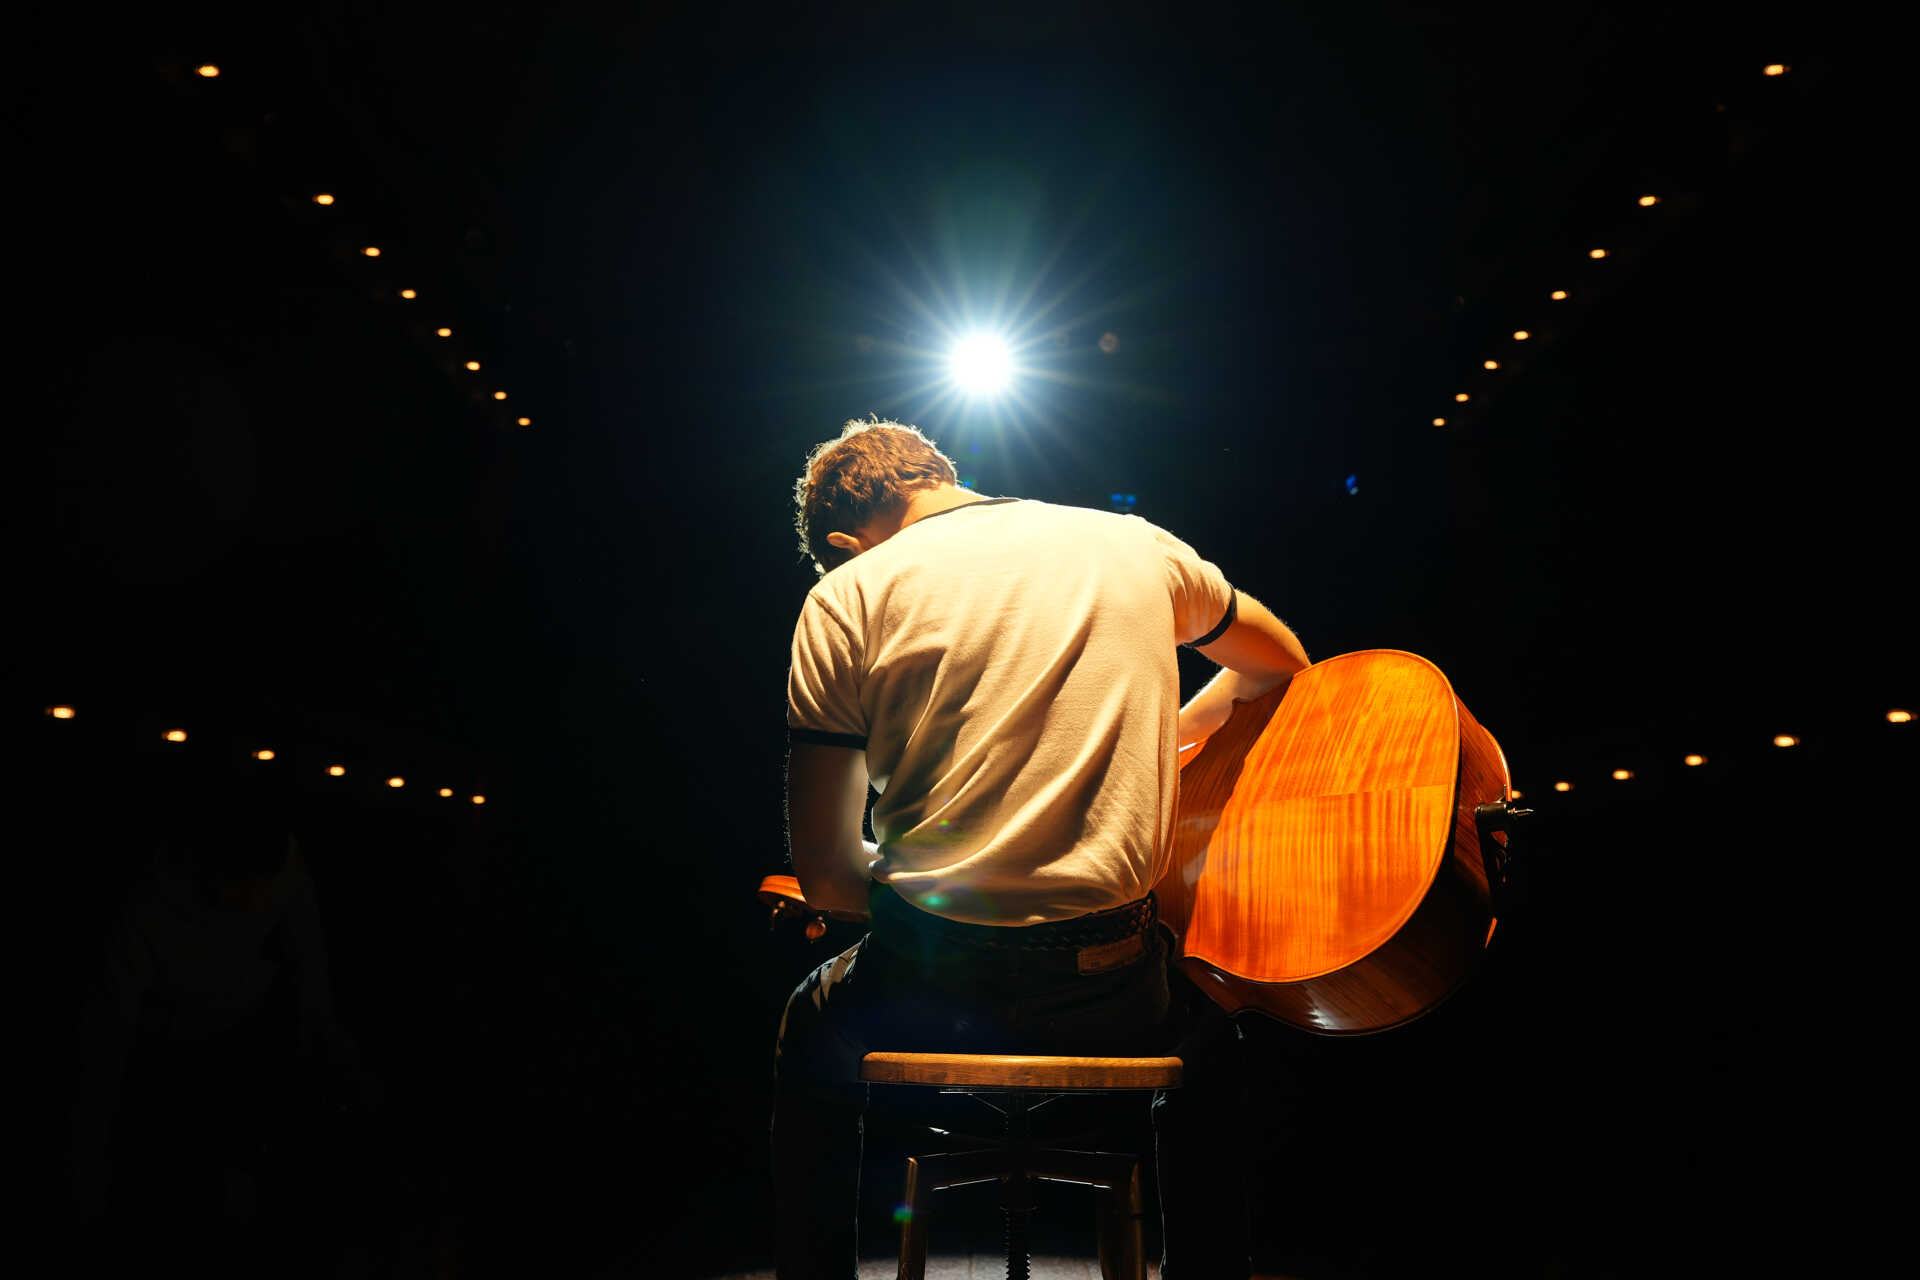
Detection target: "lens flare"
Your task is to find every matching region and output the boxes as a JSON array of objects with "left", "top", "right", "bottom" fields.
[{"left": 950, "top": 333, "right": 1013, "bottom": 396}]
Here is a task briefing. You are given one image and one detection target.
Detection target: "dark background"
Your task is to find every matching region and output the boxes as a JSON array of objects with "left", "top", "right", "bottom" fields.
[{"left": 17, "top": 3, "right": 1904, "bottom": 1277}]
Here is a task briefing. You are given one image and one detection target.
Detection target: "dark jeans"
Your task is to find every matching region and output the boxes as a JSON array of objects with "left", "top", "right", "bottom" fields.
[{"left": 772, "top": 884, "right": 1249, "bottom": 1279}]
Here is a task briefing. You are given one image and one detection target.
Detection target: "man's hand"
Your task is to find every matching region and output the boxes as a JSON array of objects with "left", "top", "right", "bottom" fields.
[
  {"left": 785, "top": 742, "right": 879, "bottom": 918},
  {"left": 1178, "top": 667, "right": 1295, "bottom": 749}
]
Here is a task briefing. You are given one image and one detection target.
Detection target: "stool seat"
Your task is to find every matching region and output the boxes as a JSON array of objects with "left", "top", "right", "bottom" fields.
[
  {"left": 861, "top": 1051, "right": 1183, "bottom": 1092},
  {"left": 860, "top": 1052, "right": 1182, "bottom": 1278}
]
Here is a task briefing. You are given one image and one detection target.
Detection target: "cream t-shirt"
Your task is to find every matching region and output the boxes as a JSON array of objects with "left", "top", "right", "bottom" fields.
[{"left": 787, "top": 497, "right": 1234, "bottom": 924}]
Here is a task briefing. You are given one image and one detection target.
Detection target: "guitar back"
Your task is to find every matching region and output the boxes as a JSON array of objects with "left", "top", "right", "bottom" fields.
[{"left": 1158, "top": 650, "right": 1509, "bottom": 1034}]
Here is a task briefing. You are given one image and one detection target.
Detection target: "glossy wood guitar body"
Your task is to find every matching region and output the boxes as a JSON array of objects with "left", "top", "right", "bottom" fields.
[{"left": 1158, "top": 649, "right": 1511, "bottom": 1035}]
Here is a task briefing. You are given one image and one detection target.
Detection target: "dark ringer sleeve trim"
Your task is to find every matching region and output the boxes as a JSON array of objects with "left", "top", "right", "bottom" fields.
[
  {"left": 788, "top": 727, "right": 868, "bottom": 750},
  {"left": 1185, "top": 589, "right": 1238, "bottom": 649}
]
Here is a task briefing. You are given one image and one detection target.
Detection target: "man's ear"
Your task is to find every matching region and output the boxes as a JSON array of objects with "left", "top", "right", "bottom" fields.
[{"left": 825, "top": 530, "right": 864, "bottom": 556}]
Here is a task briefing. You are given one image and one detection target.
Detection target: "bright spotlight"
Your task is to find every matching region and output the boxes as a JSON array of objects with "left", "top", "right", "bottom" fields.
[{"left": 950, "top": 333, "right": 1012, "bottom": 396}]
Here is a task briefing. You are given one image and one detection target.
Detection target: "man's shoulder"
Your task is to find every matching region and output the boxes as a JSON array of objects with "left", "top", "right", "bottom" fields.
[
  {"left": 1040, "top": 503, "right": 1172, "bottom": 551},
  {"left": 896, "top": 498, "right": 1160, "bottom": 556},
  {"left": 978, "top": 498, "right": 1142, "bottom": 533},
  {"left": 799, "top": 571, "right": 855, "bottom": 619}
]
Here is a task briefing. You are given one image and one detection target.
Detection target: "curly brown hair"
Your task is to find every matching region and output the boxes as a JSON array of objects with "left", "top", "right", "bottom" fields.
[{"left": 794, "top": 416, "right": 959, "bottom": 575}]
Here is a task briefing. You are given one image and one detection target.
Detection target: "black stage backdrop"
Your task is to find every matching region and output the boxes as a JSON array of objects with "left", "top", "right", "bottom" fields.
[{"left": 18, "top": 5, "right": 1902, "bottom": 1277}]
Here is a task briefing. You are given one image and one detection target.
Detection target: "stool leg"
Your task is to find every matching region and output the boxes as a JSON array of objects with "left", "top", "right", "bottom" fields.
[
  {"left": 1001, "top": 1171, "right": 1035, "bottom": 1280},
  {"left": 894, "top": 1148, "right": 1017, "bottom": 1280},
  {"left": 1094, "top": 1161, "right": 1146, "bottom": 1280},
  {"left": 896, "top": 1156, "right": 930, "bottom": 1280}
]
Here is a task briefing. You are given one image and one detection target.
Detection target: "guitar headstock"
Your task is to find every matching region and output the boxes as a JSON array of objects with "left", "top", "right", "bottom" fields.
[{"left": 757, "top": 874, "right": 828, "bottom": 938}]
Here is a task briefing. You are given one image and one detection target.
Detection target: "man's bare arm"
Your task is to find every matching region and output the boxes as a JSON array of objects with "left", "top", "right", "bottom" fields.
[
  {"left": 1178, "top": 591, "right": 1311, "bottom": 747},
  {"left": 785, "top": 741, "right": 879, "bottom": 918}
]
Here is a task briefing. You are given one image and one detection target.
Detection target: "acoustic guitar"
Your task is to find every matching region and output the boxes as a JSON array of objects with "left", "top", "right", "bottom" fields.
[
  {"left": 1161, "top": 648, "right": 1522, "bottom": 1034},
  {"left": 759, "top": 649, "right": 1525, "bottom": 1036}
]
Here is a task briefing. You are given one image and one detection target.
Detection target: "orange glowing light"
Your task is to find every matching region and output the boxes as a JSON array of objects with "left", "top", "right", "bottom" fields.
[
  {"left": 1554, "top": 781, "right": 1572, "bottom": 792},
  {"left": 196, "top": 65, "right": 220, "bottom": 78},
  {"left": 1684, "top": 754, "right": 1707, "bottom": 767},
  {"left": 493, "top": 391, "right": 507, "bottom": 400},
  {"left": 1454, "top": 393, "right": 1469, "bottom": 402},
  {"left": 48, "top": 705, "right": 75, "bottom": 719},
  {"left": 439, "top": 788, "right": 453, "bottom": 798},
  {"left": 1512, "top": 330, "right": 1530, "bottom": 341},
  {"left": 1772, "top": 735, "right": 1799, "bottom": 748},
  {"left": 1550, "top": 290, "right": 1568, "bottom": 300},
  {"left": 399, "top": 289, "right": 417, "bottom": 299},
  {"left": 362, "top": 246, "right": 380, "bottom": 257},
  {"left": 1763, "top": 64, "right": 1788, "bottom": 76},
  {"left": 313, "top": 193, "right": 335, "bottom": 205},
  {"left": 1611, "top": 769, "right": 1634, "bottom": 780},
  {"left": 254, "top": 749, "right": 275, "bottom": 760},
  {"left": 1888, "top": 709, "right": 1913, "bottom": 723},
  {"left": 516, "top": 417, "right": 531, "bottom": 426},
  {"left": 1432, "top": 417, "right": 1446, "bottom": 427},
  {"left": 164, "top": 730, "right": 187, "bottom": 742},
  {"left": 1589, "top": 249, "right": 1608, "bottom": 259},
  {"left": 464, "top": 361, "right": 481, "bottom": 371},
  {"left": 327, "top": 765, "right": 346, "bottom": 776},
  {"left": 1510, "top": 788, "right": 1523, "bottom": 800},
  {"left": 435, "top": 328, "right": 452, "bottom": 337},
  {"left": 471, "top": 795, "right": 486, "bottom": 805},
  {"left": 1638, "top": 195, "right": 1659, "bottom": 207},
  {"left": 1483, "top": 360, "right": 1499, "bottom": 370},
  {"left": 387, "top": 776, "right": 405, "bottom": 788}
]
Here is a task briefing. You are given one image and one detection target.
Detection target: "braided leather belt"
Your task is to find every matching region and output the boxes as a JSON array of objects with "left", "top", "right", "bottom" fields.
[{"left": 872, "top": 885, "right": 1158, "bottom": 954}]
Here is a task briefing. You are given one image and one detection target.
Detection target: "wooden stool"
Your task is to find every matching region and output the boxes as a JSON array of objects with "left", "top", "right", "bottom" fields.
[{"left": 860, "top": 1051, "right": 1184, "bottom": 1280}]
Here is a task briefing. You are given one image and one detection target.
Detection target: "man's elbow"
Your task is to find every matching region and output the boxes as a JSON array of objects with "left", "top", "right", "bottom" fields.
[{"left": 788, "top": 837, "right": 870, "bottom": 915}]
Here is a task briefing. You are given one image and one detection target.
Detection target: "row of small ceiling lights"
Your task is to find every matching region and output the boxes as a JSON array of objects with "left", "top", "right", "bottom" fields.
[
  {"left": 174, "top": 56, "right": 1893, "bottom": 802},
  {"left": 182, "top": 62, "right": 1804, "bottom": 446},
  {"left": 42, "top": 706, "right": 487, "bottom": 806},
  {"left": 1428, "top": 62, "right": 1795, "bottom": 433},
  {"left": 1514, "top": 708, "right": 1911, "bottom": 799},
  {"left": 1405, "top": 59, "right": 1868, "bottom": 801},
  {"left": 56, "top": 699, "right": 1909, "bottom": 805},
  {"left": 187, "top": 61, "right": 533, "bottom": 429},
  {"left": 153, "top": 59, "right": 506, "bottom": 805}
]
